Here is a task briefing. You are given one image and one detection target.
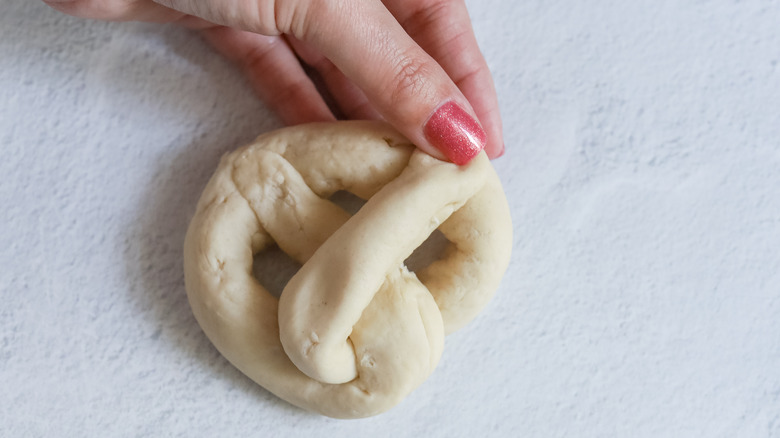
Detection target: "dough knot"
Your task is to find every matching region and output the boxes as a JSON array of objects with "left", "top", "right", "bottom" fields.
[{"left": 184, "top": 121, "right": 512, "bottom": 418}]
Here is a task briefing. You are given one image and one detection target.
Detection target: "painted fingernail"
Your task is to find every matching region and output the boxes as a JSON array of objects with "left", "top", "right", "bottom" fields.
[{"left": 423, "top": 101, "right": 486, "bottom": 165}]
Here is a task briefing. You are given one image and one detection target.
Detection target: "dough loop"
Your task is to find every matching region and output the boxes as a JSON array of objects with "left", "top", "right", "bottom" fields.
[{"left": 184, "top": 121, "right": 512, "bottom": 418}]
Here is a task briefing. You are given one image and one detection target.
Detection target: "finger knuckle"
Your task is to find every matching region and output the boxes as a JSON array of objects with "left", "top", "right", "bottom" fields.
[
  {"left": 240, "top": 38, "right": 282, "bottom": 72},
  {"left": 389, "top": 55, "right": 434, "bottom": 106},
  {"left": 273, "top": 0, "right": 322, "bottom": 38},
  {"left": 399, "top": 0, "right": 454, "bottom": 33}
]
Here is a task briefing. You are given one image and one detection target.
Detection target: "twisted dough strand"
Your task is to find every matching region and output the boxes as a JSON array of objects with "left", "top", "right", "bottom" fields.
[{"left": 184, "top": 121, "right": 511, "bottom": 418}]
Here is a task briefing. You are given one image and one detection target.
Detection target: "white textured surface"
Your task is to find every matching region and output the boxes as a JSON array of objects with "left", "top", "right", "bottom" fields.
[{"left": 2, "top": 0, "right": 779, "bottom": 436}]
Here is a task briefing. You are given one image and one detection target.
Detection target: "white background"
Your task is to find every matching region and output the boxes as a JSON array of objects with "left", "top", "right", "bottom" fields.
[{"left": 2, "top": 0, "right": 779, "bottom": 436}]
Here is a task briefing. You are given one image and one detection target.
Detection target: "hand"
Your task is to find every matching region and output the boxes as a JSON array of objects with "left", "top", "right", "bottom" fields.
[{"left": 44, "top": 0, "right": 504, "bottom": 164}]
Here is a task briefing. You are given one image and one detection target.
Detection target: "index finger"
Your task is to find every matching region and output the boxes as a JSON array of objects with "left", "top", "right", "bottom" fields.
[{"left": 384, "top": 0, "right": 505, "bottom": 158}]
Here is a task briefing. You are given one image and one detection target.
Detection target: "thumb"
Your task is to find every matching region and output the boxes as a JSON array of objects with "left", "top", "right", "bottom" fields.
[{"left": 154, "top": 0, "right": 487, "bottom": 165}]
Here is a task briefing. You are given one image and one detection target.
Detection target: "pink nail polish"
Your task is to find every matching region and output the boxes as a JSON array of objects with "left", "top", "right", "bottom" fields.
[{"left": 423, "top": 101, "right": 487, "bottom": 165}]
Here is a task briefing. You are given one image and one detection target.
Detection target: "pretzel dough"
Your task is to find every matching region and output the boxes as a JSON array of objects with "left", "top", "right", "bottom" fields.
[{"left": 183, "top": 121, "right": 512, "bottom": 418}]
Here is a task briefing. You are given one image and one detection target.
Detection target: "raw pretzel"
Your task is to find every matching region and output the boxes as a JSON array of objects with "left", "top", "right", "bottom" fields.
[{"left": 183, "top": 121, "right": 512, "bottom": 418}]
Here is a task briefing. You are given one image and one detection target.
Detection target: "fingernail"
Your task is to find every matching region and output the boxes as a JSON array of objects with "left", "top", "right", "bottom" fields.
[{"left": 423, "top": 101, "right": 486, "bottom": 165}]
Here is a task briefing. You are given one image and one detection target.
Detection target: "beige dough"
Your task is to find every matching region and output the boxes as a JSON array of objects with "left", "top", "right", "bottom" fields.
[{"left": 183, "top": 121, "right": 512, "bottom": 418}]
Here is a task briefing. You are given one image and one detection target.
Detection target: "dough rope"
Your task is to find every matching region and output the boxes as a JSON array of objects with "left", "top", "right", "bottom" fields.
[{"left": 183, "top": 121, "right": 512, "bottom": 418}]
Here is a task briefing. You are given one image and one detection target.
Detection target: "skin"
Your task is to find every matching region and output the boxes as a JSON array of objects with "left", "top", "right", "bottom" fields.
[{"left": 43, "top": 0, "right": 504, "bottom": 162}]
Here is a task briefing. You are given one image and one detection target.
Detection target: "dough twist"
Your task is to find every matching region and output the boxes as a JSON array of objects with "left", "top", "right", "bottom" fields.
[{"left": 184, "top": 121, "right": 512, "bottom": 418}]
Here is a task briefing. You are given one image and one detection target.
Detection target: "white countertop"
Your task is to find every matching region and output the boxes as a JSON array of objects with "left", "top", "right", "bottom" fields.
[{"left": 2, "top": 0, "right": 779, "bottom": 436}]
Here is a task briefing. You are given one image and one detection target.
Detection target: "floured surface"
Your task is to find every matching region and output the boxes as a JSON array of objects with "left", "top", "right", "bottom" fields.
[{"left": 2, "top": 0, "right": 779, "bottom": 436}]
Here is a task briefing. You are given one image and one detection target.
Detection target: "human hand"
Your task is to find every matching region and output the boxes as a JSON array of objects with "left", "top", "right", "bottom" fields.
[{"left": 44, "top": 0, "right": 504, "bottom": 164}]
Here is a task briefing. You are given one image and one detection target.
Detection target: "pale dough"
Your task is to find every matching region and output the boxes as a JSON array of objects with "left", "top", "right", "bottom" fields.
[{"left": 183, "top": 121, "right": 512, "bottom": 418}]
